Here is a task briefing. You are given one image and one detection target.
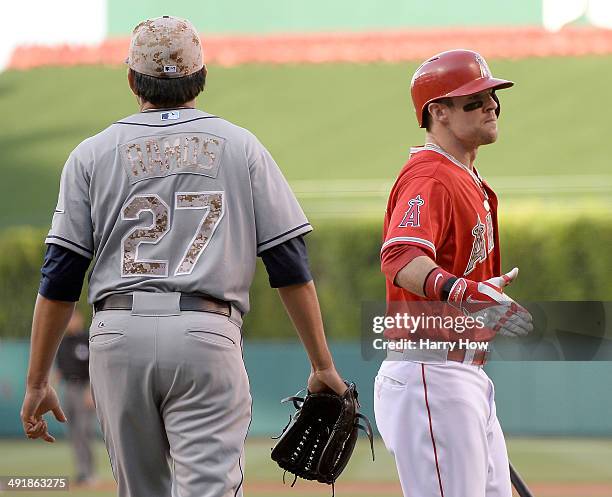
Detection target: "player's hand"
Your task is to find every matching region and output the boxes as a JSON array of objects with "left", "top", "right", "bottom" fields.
[
  {"left": 21, "top": 385, "right": 67, "bottom": 443},
  {"left": 308, "top": 366, "right": 348, "bottom": 395},
  {"left": 448, "top": 267, "right": 533, "bottom": 338}
]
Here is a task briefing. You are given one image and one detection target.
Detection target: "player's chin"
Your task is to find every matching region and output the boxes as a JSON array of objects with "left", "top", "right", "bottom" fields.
[{"left": 480, "top": 126, "right": 498, "bottom": 144}]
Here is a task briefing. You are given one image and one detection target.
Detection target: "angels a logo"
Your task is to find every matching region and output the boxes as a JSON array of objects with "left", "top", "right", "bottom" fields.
[
  {"left": 475, "top": 54, "right": 492, "bottom": 79},
  {"left": 464, "top": 215, "right": 487, "bottom": 275},
  {"left": 399, "top": 195, "right": 425, "bottom": 227}
]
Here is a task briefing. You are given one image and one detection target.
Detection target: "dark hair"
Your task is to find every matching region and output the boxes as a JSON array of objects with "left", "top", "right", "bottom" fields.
[
  {"left": 423, "top": 98, "right": 454, "bottom": 131},
  {"left": 130, "top": 67, "right": 206, "bottom": 107}
]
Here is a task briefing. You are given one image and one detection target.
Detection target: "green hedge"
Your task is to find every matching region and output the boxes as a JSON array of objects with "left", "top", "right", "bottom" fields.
[
  {"left": 1, "top": 214, "right": 611, "bottom": 339},
  {"left": 0, "top": 227, "right": 49, "bottom": 339}
]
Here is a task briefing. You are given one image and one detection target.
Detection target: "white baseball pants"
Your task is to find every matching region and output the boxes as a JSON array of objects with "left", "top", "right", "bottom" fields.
[{"left": 374, "top": 360, "right": 512, "bottom": 497}]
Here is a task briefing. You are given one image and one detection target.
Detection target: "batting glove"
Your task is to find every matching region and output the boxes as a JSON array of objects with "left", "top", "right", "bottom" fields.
[{"left": 425, "top": 267, "right": 533, "bottom": 338}]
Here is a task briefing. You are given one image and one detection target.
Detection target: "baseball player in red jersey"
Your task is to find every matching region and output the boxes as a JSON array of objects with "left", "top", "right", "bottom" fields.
[{"left": 374, "top": 50, "right": 533, "bottom": 497}]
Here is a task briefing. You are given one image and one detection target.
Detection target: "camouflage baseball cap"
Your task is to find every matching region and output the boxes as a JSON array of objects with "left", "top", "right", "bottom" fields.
[{"left": 127, "top": 16, "right": 204, "bottom": 79}]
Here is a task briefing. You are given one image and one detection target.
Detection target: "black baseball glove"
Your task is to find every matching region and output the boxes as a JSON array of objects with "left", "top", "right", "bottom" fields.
[{"left": 271, "top": 381, "right": 374, "bottom": 489}]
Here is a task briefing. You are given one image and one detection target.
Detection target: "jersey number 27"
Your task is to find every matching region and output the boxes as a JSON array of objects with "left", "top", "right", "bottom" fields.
[{"left": 121, "top": 192, "right": 224, "bottom": 278}]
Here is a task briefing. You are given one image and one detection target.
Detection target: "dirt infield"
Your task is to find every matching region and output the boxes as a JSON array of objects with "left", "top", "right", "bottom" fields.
[
  {"left": 7, "top": 27, "right": 612, "bottom": 70},
  {"left": 87, "top": 479, "right": 612, "bottom": 496}
]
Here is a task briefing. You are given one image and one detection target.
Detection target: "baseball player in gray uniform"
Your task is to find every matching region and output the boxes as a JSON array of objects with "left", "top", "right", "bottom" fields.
[{"left": 20, "top": 16, "right": 347, "bottom": 497}]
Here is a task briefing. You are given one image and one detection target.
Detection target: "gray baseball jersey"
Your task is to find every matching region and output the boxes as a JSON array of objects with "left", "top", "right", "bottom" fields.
[{"left": 46, "top": 108, "right": 311, "bottom": 314}]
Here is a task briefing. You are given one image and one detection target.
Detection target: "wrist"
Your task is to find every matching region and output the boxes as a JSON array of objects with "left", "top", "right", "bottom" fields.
[
  {"left": 26, "top": 376, "right": 49, "bottom": 390},
  {"left": 311, "top": 360, "right": 334, "bottom": 372},
  {"left": 423, "top": 266, "right": 458, "bottom": 301}
]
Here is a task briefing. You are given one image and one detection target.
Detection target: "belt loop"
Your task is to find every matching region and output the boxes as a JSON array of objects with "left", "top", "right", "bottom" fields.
[
  {"left": 229, "top": 304, "right": 243, "bottom": 328},
  {"left": 463, "top": 348, "right": 476, "bottom": 364},
  {"left": 132, "top": 292, "right": 181, "bottom": 316}
]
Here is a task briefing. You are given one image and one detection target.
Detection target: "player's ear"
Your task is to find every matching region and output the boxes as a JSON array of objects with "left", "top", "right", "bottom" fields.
[
  {"left": 127, "top": 68, "right": 137, "bottom": 96},
  {"left": 428, "top": 102, "right": 450, "bottom": 126}
]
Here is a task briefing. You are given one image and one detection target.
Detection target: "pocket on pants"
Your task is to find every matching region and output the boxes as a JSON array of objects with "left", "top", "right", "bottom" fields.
[
  {"left": 375, "top": 374, "right": 407, "bottom": 391},
  {"left": 89, "top": 331, "right": 126, "bottom": 347},
  {"left": 89, "top": 312, "right": 130, "bottom": 348},
  {"left": 186, "top": 329, "right": 236, "bottom": 348},
  {"left": 184, "top": 313, "right": 241, "bottom": 349}
]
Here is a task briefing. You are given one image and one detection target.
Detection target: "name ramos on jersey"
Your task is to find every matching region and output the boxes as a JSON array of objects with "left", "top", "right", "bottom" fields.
[{"left": 119, "top": 132, "right": 226, "bottom": 184}]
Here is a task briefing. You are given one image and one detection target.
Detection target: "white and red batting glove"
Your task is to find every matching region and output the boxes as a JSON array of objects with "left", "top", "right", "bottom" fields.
[{"left": 424, "top": 267, "right": 533, "bottom": 337}]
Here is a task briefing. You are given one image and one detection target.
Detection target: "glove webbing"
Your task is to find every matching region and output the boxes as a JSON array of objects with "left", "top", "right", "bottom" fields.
[
  {"left": 278, "top": 394, "right": 376, "bottom": 461},
  {"left": 356, "top": 412, "right": 375, "bottom": 462}
]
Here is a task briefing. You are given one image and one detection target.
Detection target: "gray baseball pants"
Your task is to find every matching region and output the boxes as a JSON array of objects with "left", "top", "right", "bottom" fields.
[{"left": 89, "top": 293, "right": 251, "bottom": 497}]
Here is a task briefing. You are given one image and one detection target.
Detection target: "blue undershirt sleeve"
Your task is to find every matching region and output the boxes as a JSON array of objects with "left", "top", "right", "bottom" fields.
[
  {"left": 260, "top": 235, "right": 312, "bottom": 288},
  {"left": 39, "top": 244, "right": 90, "bottom": 302}
]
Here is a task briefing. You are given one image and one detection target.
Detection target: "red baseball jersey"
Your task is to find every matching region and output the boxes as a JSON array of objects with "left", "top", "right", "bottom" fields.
[{"left": 382, "top": 143, "right": 501, "bottom": 308}]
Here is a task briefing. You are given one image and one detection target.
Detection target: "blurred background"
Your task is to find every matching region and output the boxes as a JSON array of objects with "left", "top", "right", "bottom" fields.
[{"left": 0, "top": 1, "right": 611, "bottom": 496}]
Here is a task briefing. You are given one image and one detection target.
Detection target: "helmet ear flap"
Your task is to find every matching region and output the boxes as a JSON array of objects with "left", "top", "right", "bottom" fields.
[
  {"left": 421, "top": 104, "right": 430, "bottom": 129},
  {"left": 493, "top": 91, "right": 501, "bottom": 118}
]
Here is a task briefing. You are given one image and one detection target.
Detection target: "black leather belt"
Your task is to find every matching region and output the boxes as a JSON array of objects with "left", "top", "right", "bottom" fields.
[{"left": 94, "top": 294, "right": 231, "bottom": 317}]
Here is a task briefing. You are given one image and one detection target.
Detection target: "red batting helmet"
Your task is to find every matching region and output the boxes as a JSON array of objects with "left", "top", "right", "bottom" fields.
[{"left": 411, "top": 49, "right": 514, "bottom": 128}]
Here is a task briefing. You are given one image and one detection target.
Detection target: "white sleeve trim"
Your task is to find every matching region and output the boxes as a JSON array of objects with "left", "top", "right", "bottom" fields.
[
  {"left": 380, "top": 237, "right": 436, "bottom": 257},
  {"left": 257, "top": 223, "right": 313, "bottom": 255},
  {"left": 45, "top": 236, "right": 94, "bottom": 260}
]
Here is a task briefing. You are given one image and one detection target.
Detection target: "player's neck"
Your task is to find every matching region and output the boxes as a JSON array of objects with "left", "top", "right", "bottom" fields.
[
  {"left": 139, "top": 99, "right": 197, "bottom": 112},
  {"left": 424, "top": 132, "right": 477, "bottom": 170}
]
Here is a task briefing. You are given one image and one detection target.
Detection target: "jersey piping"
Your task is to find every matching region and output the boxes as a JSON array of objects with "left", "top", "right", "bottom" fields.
[
  {"left": 257, "top": 223, "right": 312, "bottom": 248},
  {"left": 113, "top": 116, "right": 220, "bottom": 128},
  {"left": 45, "top": 235, "right": 94, "bottom": 258},
  {"left": 381, "top": 236, "right": 437, "bottom": 257},
  {"left": 422, "top": 364, "right": 445, "bottom": 497},
  {"left": 411, "top": 143, "right": 487, "bottom": 195}
]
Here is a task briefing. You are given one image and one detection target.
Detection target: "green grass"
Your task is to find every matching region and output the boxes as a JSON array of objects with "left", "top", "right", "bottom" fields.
[
  {"left": 507, "top": 438, "right": 612, "bottom": 483},
  {"left": 0, "top": 438, "right": 611, "bottom": 496},
  {"left": 0, "top": 57, "right": 611, "bottom": 227}
]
